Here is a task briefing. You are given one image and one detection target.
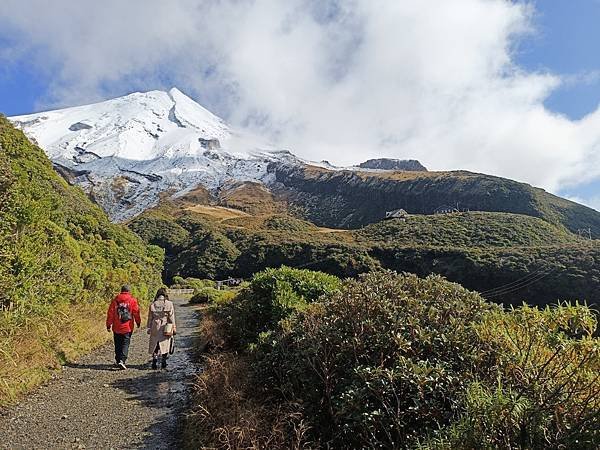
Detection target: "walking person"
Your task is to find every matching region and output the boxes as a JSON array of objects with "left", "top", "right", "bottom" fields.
[
  {"left": 147, "top": 288, "right": 176, "bottom": 370},
  {"left": 106, "top": 285, "right": 141, "bottom": 370}
]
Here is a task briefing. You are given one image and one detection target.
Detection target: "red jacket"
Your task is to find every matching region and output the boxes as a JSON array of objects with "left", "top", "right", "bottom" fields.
[{"left": 106, "top": 292, "right": 141, "bottom": 334}]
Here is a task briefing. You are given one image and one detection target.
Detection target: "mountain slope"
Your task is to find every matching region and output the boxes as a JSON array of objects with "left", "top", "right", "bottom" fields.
[
  {"left": 0, "top": 116, "right": 163, "bottom": 403},
  {"left": 10, "top": 88, "right": 300, "bottom": 221},
  {"left": 9, "top": 88, "right": 600, "bottom": 237},
  {"left": 268, "top": 163, "right": 600, "bottom": 234}
]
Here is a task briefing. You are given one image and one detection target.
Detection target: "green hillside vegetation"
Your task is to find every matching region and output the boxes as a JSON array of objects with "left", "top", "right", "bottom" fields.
[
  {"left": 129, "top": 205, "right": 599, "bottom": 307},
  {"left": 184, "top": 269, "right": 599, "bottom": 449},
  {"left": 270, "top": 163, "right": 600, "bottom": 234},
  {"left": 0, "top": 116, "right": 163, "bottom": 404},
  {"left": 355, "top": 212, "right": 580, "bottom": 248}
]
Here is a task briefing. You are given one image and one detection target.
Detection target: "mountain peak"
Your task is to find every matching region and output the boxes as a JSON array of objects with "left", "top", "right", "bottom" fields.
[
  {"left": 358, "top": 158, "right": 428, "bottom": 171},
  {"left": 168, "top": 86, "right": 185, "bottom": 97},
  {"left": 8, "top": 89, "right": 287, "bottom": 221}
]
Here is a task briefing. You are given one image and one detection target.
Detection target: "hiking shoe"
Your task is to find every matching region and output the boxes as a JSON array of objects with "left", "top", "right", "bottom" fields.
[
  {"left": 118, "top": 361, "right": 127, "bottom": 370},
  {"left": 161, "top": 360, "right": 167, "bottom": 369},
  {"left": 151, "top": 359, "right": 158, "bottom": 370}
]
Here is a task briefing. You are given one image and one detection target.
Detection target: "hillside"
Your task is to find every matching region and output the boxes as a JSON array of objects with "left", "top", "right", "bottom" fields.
[
  {"left": 129, "top": 203, "right": 600, "bottom": 307},
  {"left": 0, "top": 116, "right": 163, "bottom": 403},
  {"left": 268, "top": 163, "right": 600, "bottom": 234},
  {"left": 10, "top": 88, "right": 600, "bottom": 238},
  {"left": 355, "top": 212, "right": 580, "bottom": 248}
]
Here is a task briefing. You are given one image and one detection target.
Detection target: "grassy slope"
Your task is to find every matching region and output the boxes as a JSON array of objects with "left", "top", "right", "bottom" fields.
[
  {"left": 355, "top": 212, "right": 580, "bottom": 248},
  {"left": 0, "top": 116, "right": 164, "bottom": 404}
]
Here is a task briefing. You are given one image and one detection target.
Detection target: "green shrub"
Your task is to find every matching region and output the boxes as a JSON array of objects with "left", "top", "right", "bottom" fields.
[
  {"left": 253, "top": 271, "right": 498, "bottom": 448},
  {"left": 174, "top": 230, "right": 240, "bottom": 280},
  {"left": 248, "top": 272, "right": 599, "bottom": 448},
  {"left": 219, "top": 266, "right": 341, "bottom": 345},
  {"left": 0, "top": 116, "right": 163, "bottom": 320},
  {"left": 190, "top": 287, "right": 236, "bottom": 305},
  {"left": 171, "top": 277, "right": 214, "bottom": 291}
]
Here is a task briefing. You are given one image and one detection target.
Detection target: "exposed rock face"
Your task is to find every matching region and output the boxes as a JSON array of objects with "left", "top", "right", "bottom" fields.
[
  {"left": 68, "top": 122, "right": 93, "bottom": 131},
  {"left": 198, "top": 138, "right": 220, "bottom": 150},
  {"left": 358, "top": 158, "right": 427, "bottom": 171}
]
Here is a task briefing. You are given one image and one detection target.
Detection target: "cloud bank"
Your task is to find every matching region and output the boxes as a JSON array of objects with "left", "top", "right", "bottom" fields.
[{"left": 1, "top": 0, "right": 600, "bottom": 197}]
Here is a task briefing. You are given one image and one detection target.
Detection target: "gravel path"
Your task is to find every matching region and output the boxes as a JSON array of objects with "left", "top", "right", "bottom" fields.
[{"left": 0, "top": 297, "right": 202, "bottom": 450}]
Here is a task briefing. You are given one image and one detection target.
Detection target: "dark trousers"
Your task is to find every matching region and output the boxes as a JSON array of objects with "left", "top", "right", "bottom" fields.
[{"left": 113, "top": 332, "right": 132, "bottom": 363}]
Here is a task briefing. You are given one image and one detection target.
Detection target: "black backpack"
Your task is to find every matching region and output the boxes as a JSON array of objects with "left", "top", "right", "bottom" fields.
[{"left": 117, "top": 301, "right": 132, "bottom": 323}]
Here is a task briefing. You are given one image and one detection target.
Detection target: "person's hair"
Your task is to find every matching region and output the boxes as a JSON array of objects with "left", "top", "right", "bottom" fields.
[
  {"left": 155, "top": 287, "right": 169, "bottom": 301},
  {"left": 121, "top": 284, "right": 131, "bottom": 293}
]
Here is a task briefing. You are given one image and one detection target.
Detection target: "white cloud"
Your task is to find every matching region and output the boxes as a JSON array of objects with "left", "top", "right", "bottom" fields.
[{"left": 1, "top": 0, "right": 600, "bottom": 193}]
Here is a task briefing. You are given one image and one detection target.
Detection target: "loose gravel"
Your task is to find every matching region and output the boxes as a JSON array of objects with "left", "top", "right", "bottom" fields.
[{"left": 0, "top": 297, "right": 202, "bottom": 450}]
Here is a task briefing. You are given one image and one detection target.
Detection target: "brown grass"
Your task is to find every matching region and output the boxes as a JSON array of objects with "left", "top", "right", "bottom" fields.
[
  {"left": 219, "top": 182, "right": 286, "bottom": 215},
  {"left": 177, "top": 185, "right": 212, "bottom": 205},
  {"left": 0, "top": 303, "right": 110, "bottom": 406},
  {"left": 183, "top": 354, "right": 312, "bottom": 450},
  {"left": 184, "top": 205, "right": 251, "bottom": 221},
  {"left": 302, "top": 164, "right": 476, "bottom": 182},
  {"left": 182, "top": 310, "right": 313, "bottom": 449}
]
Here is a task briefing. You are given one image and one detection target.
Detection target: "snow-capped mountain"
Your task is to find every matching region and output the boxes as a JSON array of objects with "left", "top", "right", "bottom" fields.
[{"left": 10, "top": 88, "right": 302, "bottom": 221}]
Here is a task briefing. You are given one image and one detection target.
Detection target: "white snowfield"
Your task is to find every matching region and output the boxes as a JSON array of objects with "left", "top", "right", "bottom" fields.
[{"left": 10, "top": 88, "right": 303, "bottom": 221}]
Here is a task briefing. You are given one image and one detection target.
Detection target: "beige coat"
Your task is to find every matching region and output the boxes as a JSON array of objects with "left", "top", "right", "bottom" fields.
[{"left": 147, "top": 296, "right": 176, "bottom": 355}]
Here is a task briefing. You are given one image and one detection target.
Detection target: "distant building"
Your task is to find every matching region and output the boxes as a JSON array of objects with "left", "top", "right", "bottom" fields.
[
  {"left": 216, "top": 278, "right": 244, "bottom": 290},
  {"left": 385, "top": 209, "right": 409, "bottom": 220},
  {"left": 434, "top": 205, "right": 459, "bottom": 215}
]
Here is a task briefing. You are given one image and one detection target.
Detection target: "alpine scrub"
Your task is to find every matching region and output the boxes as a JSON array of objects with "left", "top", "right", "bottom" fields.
[{"left": 185, "top": 269, "right": 600, "bottom": 449}]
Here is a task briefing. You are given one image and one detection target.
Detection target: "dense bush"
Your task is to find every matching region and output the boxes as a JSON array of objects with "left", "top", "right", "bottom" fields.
[
  {"left": 0, "top": 116, "right": 163, "bottom": 318},
  {"left": 249, "top": 272, "right": 599, "bottom": 449},
  {"left": 219, "top": 266, "right": 341, "bottom": 345},
  {"left": 254, "top": 271, "right": 498, "bottom": 447}
]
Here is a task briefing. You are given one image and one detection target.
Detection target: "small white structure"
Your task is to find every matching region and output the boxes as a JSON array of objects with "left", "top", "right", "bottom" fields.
[
  {"left": 216, "top": 278, "right": 244, "bottom": 290},
  {"left": 434, "top": 205, "right": 460, "bottom": 215},
  {"left": 385, "top": 209, "right": 409, "bottom": 220}
]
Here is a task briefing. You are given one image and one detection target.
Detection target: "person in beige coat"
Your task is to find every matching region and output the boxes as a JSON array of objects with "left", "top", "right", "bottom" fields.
[{"left": 147, "top": 288, "right": 176, "bottom": 370}]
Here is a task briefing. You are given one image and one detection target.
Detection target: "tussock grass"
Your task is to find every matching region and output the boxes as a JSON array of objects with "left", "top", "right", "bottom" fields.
[
  {"left": 0, "top": 304, "right": 109, "bottom": 405},
  {"left": 184, "top": 205, "right": 251, "bottom": 221},
  {"left": 183, "top": 308, "right": 312, "bottom": 449}
]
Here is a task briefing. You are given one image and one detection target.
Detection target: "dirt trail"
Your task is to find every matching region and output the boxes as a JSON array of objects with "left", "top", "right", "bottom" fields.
[{"left": 0, "top": 296, "right": 202, "bottom": 450}]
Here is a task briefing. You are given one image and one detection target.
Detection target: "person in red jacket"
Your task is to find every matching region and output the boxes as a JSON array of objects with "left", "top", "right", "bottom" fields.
[{"left": 106, "top": 285, "right": 141, "bottom": 370}]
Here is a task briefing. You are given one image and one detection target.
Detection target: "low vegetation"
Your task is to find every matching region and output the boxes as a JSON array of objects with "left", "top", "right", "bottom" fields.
[
  {"left": 0, "top": 116, "right": 163, "bottom": 404},
  {"left": 184, "top": 268, "right": 600, "bottom": 449},
  {"left": 130, "top": 204, "right": 600, "bottom": 307},
  {"left": 355, "top": 212, "right": 580, "bottom": 248}
]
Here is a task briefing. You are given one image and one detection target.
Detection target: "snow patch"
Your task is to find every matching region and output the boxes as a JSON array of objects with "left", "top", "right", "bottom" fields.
[{"left": 9, "top": 88, "right": 305, "bottom": 221}]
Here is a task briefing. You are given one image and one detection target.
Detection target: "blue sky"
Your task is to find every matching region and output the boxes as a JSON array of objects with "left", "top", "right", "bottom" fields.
[
  {"left": 0, "top": 0, "right": 599, "bottom": 209},
  {"left": 513, "top": 1, "right": 600, "bottom": 204},
  {"left": 516, "top": 0, "right": 600, "bottom": 120}
]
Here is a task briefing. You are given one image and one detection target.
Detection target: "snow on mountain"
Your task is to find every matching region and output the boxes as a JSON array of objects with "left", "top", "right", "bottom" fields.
[{"left": 10, "top": 88, "right": 301, "bottom": 221}]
